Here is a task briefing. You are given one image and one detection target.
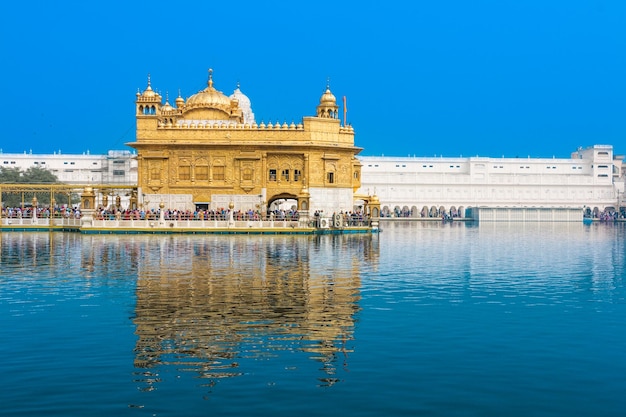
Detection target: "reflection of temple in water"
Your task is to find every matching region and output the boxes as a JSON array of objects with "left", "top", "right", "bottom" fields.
[{"left": 131, "top": 234, "right": 379, "bottom": 388}]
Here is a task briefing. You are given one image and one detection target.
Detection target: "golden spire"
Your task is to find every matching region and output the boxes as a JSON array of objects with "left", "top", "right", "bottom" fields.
[
  {"left": 175, "top": 88, "right": 184, "bottom": 108},
  {"left": 208, "top": 68, "right": 214, "bottom": 89}
]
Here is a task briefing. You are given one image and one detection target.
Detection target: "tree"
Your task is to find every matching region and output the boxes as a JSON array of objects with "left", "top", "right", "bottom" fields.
[
  {"left": 1, "top": 166, "right": 63, "bottom": 208},
  {"left": 23, "top": 166, "right": 59, "bottom": 183},
  {"left": 0, "top": 167, "right": 23, "bottom": 183}
]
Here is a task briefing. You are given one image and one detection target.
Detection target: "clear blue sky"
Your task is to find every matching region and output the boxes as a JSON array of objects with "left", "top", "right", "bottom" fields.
[{"left": 1, "top": 0, "right": 624, "bottom": 158}]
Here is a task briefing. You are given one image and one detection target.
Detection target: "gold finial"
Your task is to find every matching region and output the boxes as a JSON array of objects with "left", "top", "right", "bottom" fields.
[
  {"left": 208, "top": 68, "right": 213, "bottom": 88},
  {"left": 147, "top": 73, "right": 152, "bottom": 87},
  {"left": 326, "top": 77, "right": 330, "bottom": 90},
  {"left": 236, "top": 81, "right": 241, "bottom": 89}
]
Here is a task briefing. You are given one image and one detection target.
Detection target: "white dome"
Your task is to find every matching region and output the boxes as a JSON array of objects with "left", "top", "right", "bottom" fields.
[{"left": 229, "top": 84, "right": 256, "bottom": 125}]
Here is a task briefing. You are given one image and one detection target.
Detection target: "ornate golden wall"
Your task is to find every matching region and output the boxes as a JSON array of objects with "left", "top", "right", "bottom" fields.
[{"left": 128, "top": 73, "right": 362, "bottom": 212}]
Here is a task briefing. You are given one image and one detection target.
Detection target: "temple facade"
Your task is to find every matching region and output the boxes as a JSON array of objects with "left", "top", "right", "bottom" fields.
[{"left": 127, "top": 70, "right": 364, "bottom": 219}]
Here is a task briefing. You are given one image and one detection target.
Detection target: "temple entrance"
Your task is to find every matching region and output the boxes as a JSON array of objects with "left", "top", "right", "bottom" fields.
[
  {"left": 267, "top": 193, "right": 297, "bottom": 212},
  {"left": 266, "top": 193, "right": 298, "bottom": 220}
]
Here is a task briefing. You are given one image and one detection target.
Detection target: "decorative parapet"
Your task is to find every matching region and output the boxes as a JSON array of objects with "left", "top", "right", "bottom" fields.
[
  {"left": 157, "top": 120, "right": 354, "bottom": 132},
  {"left": 161, "top": 120, "right": 306, "bottom": 130}
]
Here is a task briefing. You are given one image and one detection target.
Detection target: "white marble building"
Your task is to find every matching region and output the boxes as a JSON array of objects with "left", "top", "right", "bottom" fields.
[
  {"left": 0, "top": 150, "right": 137, "bottom": 185},
  {"left": 358, "top": 145, "right": 625, "bottom": 218}
]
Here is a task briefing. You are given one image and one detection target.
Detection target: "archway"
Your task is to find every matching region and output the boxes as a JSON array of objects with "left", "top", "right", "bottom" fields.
[{"left": 267, "top": 193, "right": 298, "bottom": 220}]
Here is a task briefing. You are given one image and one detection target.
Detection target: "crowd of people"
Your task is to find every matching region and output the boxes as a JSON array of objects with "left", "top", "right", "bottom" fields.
[
  {"left": 92, "top": 207, "right": 301, "bottom": 222},
  {"left": 381, "top": 206, "right": 463, "bottom": 219},
  {"left": 2, "top": 206, "right": 81, "bottom": 219},
  {"left": 3, "top": 204, "right": 625, "bottom": 224},
  {"left": 313, "top": 210, "right": 370, "bottom": 227},
  {"left": 591, "top": 208, "right": 626, "bottom": 221}
]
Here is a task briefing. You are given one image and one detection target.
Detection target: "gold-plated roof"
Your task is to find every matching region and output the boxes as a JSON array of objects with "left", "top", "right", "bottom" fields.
[
  {"left": 319, "top": 82, "right": 337, "bottom": 105},
  {"left": 140, "top": 74, "right": 160, "bottom": 99},
  {"left": 185, "top": 69, "right": 231, "bottom": 111},
  {"left": 161, "top": 101, "right": 174, "bottom": 112}
]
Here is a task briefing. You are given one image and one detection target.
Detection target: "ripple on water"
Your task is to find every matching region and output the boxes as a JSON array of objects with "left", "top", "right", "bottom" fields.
[{"left": 1, "top": 225, "right": 625, "bottom": 416}]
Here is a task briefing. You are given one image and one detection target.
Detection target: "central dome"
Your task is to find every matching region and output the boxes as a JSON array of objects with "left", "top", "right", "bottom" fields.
[{"left": 185, "top": 69, "right": 232, "bottom": 112}]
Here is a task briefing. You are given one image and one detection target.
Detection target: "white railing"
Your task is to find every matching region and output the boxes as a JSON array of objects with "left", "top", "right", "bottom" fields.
[
  {"left": 88, "top": 218, "right": 303, "bottom": 229},
  {"left": 1, "top": 217, "right": 82, "bottom": 227}
]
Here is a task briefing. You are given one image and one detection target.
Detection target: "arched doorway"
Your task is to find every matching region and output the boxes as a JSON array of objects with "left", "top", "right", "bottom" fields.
[{"left": 267, "top": 193, "right": 298, "bottom": 220}]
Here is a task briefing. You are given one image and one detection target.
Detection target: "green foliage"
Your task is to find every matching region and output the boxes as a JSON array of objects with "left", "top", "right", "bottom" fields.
[
  {"left": 1, "top": 166, "right": 63, "bottom": 207},
  {"left": 0, "top": 166, "right": 59, "bottom": 183},
  {"left": 0, "top": 167, "right": 23, "bottom": 183}
]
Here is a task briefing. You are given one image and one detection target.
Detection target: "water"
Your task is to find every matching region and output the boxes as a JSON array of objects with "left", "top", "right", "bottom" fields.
[{"left": 1, "top": 221, "right": 625, "bottom": 417}]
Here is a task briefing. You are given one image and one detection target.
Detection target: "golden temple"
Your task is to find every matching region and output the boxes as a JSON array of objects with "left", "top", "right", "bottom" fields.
[{"left": 128, "top": 69, "right": 371, "bottom": 220}]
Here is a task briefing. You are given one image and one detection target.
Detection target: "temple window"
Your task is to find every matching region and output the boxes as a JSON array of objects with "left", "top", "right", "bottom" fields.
[
  {"left": 281, "top": 169, "right": 290, "bottom": 182},
  {"left": 327, "top": 172, "right": 335, "bottom": 184},
  {"left": 269, "top": 169, "right": 277, "bottom": 181},
  {"left": 195, "top": 165, "right": 208, "bottom": 181},
  {"left": 213, "top": 166, "right": 225, "bottom": 181},
  {"left": 179, "top": 166, "right": 191, "bottom": 181},
  {"left": 149, "top": 167, "right": 159, "bottom": 181},
  {"left": 294, "top": 170, "right": 301, "bottom": 182}
]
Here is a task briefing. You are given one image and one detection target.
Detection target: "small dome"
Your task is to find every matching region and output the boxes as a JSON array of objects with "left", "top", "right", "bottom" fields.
[
  {"left": 140, "top": 75, "right": 160, "bottom": 100},
  {"left": 161, "top": 93, "right": 175, "bottom": 112},
  {"left": 319, "top": 86, "right": 336, "bottom": 105},
  {"left": 161, "top": 100, "right": 175, "bottom": 112},
  {"left": 175, "top": 90, "right": 184, "bottom": 108},
  {"left": 142, "top": 85, "right": 157, "bottom": 98},
  {"left": 316, "top": 81, "right": 339, "bottom": 119}
]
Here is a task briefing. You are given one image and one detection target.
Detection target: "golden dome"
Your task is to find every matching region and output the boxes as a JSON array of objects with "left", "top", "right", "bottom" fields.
[
  {"left": 175, "top": 89, "right": 184, "bottom": 107},
  {"left": 316, "top": 81, "right": 339, "bottom": 118},
  {"left": 161, "top": 93, "right": 175, "bottom": 112},
  {"left": 161, "top": 101, "right": 174, "bottom": 112},
  {"left": 319, "top": 85, "right": 336, "bottom": 105},
  {"left": 142, "top": 85, "right": 157, "bottom": 98},
  {"left": 186, "top": 69, "right": 232, "bottom": 111},
  {"left": 140, "top": 74, "right": 160, "bottom": 99}
]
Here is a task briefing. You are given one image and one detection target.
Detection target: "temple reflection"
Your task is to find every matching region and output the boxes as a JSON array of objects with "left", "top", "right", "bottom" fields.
[{"left": 130, "top": 234, "right": 379, "bottom": 389}]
